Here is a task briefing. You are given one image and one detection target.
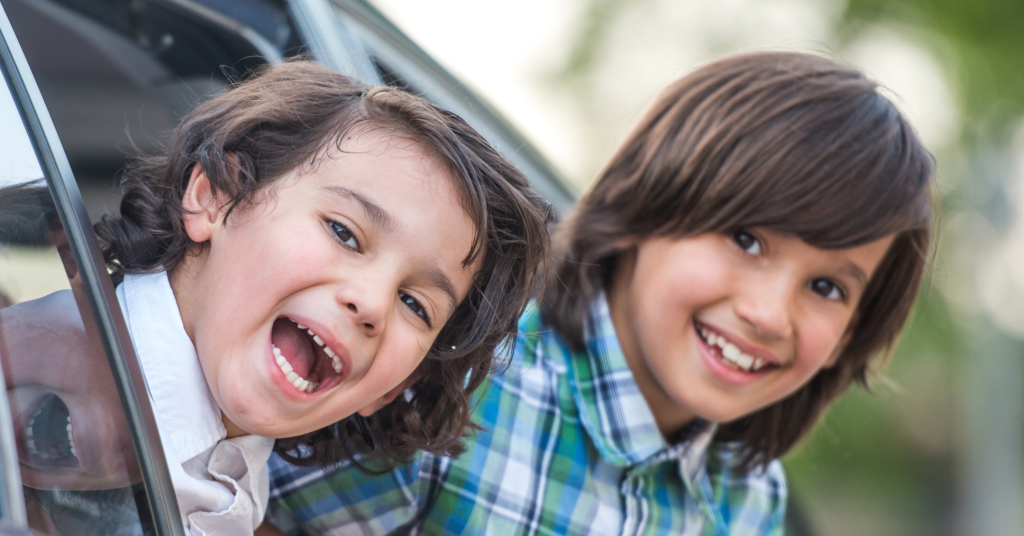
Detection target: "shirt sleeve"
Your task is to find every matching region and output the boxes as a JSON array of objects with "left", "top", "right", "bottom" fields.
[{"left": 265, "top": 451, "right": 436, "bottom": 535}]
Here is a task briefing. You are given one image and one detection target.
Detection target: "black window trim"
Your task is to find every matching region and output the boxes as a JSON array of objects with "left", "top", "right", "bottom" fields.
[
  {"left": 0, "top": 3, "right": 185, "bottom": 535},
  {"left": 158, "top": 0, "right": 285, "bottom": 63}
]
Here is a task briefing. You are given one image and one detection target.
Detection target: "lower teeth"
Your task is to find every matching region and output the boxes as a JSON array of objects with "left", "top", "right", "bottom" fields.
[{"left": 273, "top": 345, "right": 318, "bottom": 393}]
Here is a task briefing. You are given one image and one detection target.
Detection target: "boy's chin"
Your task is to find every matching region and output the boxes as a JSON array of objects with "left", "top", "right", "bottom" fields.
[
  {"left": 672, "top": 393, "right": 766, "bottom": 426},
  {"left": 694, "top": 401, "right": 777, "bottom": 425},
  {"left": 225, "top": 412, "right": 338, "bottom": 440}
]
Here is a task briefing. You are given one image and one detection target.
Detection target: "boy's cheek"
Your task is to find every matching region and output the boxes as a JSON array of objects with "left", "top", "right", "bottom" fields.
[
  {"left": 243, "top": 238, "right": 334, "bottom": 284},
  {"left": 635, "top": 239, "right": 735, "bottom": 298},
  {"left": 793, "top": 316, "right": 848, "bottom": 374},
  {"left": 367, "top": 331, "right": 430, "bottom": 385}
]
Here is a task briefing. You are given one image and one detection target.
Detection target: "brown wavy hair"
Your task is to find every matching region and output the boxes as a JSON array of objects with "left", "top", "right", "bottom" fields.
[
  {"left": 95, "top": 60, "right": 551, "bottom": 468},
  {"left": 541, "top": 51, "right": 934, "bottom": 471}
]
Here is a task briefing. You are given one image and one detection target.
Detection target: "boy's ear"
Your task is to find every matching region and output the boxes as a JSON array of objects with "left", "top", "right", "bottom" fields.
[
  {"left": 181, "top": 163, "right": 223, "bottom": 243},
  {"left": 356, "top": 375, "right": 421, "bottom": 418}
]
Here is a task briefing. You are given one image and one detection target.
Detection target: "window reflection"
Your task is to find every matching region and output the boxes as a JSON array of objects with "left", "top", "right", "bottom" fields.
[{"left": 0, "top": 184, "right": 152, "bottom": 534}]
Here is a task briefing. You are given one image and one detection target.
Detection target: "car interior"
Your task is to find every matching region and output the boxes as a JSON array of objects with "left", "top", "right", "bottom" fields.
[
  {"left": 3, "top": 0, "right": 303, "bottom": 220},
  {"left": 4, "top": 0, "right": 575, "bottom": 222}
]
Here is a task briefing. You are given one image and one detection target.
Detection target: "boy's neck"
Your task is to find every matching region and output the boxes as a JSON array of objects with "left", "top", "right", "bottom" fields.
[
  {"left": 222, "top": 413, "right": 250, "bottom": 439},
  {"left": 168, "top": 256, "right": 203, "bottom": 345},
  {"left": 606, "top": 251, "right": 697, "bottom": 439}
]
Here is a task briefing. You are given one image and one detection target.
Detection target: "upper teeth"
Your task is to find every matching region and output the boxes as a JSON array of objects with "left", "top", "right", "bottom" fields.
[
  {"left": 304, "top": 327, "right": 343, "bottom": 374},
  {"left": 698, "top": 325, "right": 766, "bottom": 372}
]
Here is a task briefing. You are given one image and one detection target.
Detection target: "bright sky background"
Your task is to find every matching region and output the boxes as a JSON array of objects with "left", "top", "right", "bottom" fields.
[
  {"left": 371, "top": 0, "right": 583, "bottom": 178},
  {"left": 370, "top": 0, "right": 957, "bottom": 188}
]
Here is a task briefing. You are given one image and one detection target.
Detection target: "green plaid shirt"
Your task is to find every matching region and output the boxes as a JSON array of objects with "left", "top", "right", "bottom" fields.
[{"left": 266, "top": 298, "right": 787, "bottom": 535}]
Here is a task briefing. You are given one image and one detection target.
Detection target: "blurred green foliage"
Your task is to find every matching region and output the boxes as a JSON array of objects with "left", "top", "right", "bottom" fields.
[
  {"left": 784, "top": 283, "right": 965, "bottom": 535},
  {"left": 843, "top": 0, "right": 1024, "bottom": 132}
]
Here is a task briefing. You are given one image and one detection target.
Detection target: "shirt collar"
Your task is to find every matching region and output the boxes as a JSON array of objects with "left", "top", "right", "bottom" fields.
[
  {"left": 118, "top": 271, "right": 227, "bottom": 462},
  {"left": 558, "top": 294, "right": 717, "bottom": 486}
]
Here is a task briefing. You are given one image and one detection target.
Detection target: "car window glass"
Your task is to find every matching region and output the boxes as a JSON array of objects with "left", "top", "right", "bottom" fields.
[
  {"left": 3, "top": 0, "right": 300, "bottom": 221},
  {"left": 0, "top": 65, "right": 155, "bottom": 535}
]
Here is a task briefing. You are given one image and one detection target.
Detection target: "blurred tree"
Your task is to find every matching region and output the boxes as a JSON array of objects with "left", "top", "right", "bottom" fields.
[{"left": 843, "top": 0, "right": 1024, "bottom": 132}]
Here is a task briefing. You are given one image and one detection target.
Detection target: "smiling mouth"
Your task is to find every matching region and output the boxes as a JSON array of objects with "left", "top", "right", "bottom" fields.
[
  {"left": 24, "top": 393, "right": 78, "bottom": 468},
  {"left": 695, "top": 322, "right": 775, "bottom": 374},
  {"left": 271, "top": 318, "right": 343, "bottom": 394}
]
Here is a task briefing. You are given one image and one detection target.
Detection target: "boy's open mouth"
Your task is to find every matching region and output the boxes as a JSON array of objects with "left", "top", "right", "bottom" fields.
[
  {"left": 22, "top": 393, "right": 79, "bottom": 469},
  {"left": 271, "top": 318, "right": 344, "bottom": 394},
  {"left": 695, "top": 321, "right": 776, "bottom": 374}
]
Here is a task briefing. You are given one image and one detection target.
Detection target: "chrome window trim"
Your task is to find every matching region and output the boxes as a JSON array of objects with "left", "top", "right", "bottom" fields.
[
  {"left": 0, "top": 358, "right": 23, "bottom": 527},
  {"left": 289, "top": 0, "right": 380, "bottom": 83},
  {"left": 0, "top": 3, "right": 185, "bottom": 535},
  {"left": 0, "top": 302, "right": 24, "bottom": 526}
]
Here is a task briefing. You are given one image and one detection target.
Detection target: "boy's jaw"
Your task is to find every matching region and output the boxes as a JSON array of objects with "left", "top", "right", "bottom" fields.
[
  {"left": 693, "top": 319, "right": 779, "bottom": 385},
  {"left": 269, "top": 316, "right": 348, "bottom": 397}
]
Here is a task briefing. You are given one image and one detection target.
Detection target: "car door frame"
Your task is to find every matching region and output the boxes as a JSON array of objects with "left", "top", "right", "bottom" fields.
[{"left": 0, "top": 3, "right": 186, "bottom": 534}]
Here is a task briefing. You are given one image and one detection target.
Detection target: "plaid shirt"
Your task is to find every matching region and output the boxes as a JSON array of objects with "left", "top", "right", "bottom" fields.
[{"left": 266, "top": 298, "right": 787, "bottom": 535}]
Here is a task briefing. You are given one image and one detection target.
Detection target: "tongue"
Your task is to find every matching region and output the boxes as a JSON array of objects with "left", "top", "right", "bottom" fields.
[{"left": 272, "top": 319, "right": 315, "bottom": 379}]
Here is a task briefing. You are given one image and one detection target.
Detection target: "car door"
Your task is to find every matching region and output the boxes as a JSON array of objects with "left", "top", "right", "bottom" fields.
[{"left": 0, "top": 2, "right": 184, "bottom": 534}]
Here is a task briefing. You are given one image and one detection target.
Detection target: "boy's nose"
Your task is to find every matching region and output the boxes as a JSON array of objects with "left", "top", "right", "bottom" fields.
[
  {"left": 345, "top": 302, "right": 376, "bottom": 333},
  {"left": 735, "top": 276, "right": 795, "bottom": 340},
  {"left": 337, "top": 286, "right": 389, "bottom": 337}
]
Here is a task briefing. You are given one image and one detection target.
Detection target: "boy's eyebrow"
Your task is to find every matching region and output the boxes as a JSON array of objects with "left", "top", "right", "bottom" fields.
[
  {"left": 425, "top": 265, "right": 459, "bottom": 314},
  {"left": 323, "top": 186, "right": 397, "bottom": 234},
  {"left": 840, "top": 262, "right": 869, "bottom": 288}
]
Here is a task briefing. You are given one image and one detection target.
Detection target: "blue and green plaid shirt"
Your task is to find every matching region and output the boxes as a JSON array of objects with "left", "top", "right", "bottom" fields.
[{"left": 266, "top": 298, "right": 787, "bottom": 535}]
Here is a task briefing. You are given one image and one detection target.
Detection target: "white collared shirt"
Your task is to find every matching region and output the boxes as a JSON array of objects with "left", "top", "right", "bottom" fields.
[{"left": 117, "top": 271, "right": 275, "bottom": 535}]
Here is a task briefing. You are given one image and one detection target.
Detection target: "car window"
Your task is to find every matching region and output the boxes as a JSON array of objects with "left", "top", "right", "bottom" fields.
[
  {"left": 0, "top": 58, "right": 159, "bottom": 536},
  {"left": 1, "top": 0, "right": 304, "bottom": 221}
]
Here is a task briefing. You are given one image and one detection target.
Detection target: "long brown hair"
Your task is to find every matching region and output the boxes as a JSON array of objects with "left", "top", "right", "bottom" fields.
[
  {"left": 95, "top": 60, "right": 552, "bottom": 467},
  {"left": 541, "top": 51, "right": 934, "bottom": 471}
]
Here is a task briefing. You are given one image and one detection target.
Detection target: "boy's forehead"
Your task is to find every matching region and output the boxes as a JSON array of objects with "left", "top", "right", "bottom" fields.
[
  {"left": 304, "top": 131, "right": 451, "bottom": 187},
  {"left": 336, "top": 128, "right": 422, "bottom": 153},
  {"left": 319, "top": 127, "right": 436, "bottom": 167}
]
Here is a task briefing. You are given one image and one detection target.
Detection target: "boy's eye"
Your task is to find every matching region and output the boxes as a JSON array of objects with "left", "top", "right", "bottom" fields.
[
  {"left": 808, "top": 278, "right": 845, "bottom": 301},
  {"left": 732, "top": 230, "right": 762, "bottom": 256},
  {"left": 329, "top": 221, "right": 359, "bottom": 250},
  {"left": 399, "top": 292, "right": 432, "bottom": 328}
]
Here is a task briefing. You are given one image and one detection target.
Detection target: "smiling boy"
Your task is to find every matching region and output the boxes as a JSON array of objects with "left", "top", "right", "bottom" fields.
[
  {"left": 264, "top": 52, "right": 933, "bottom": 535},
  {"left": 173, "top": 134, "right": 478, "bottom": 439},
  {"left": 612, "top": 231, "right": 893, "bottom": 433},
  {"left": 96, "top": 61, "right": 551, "bottom": 534}
]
